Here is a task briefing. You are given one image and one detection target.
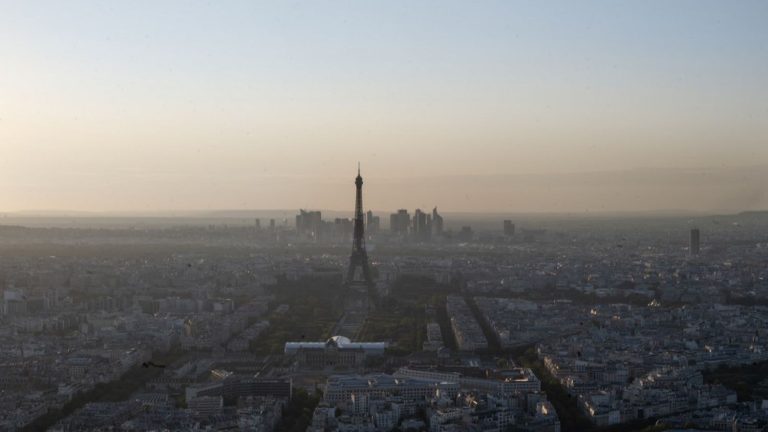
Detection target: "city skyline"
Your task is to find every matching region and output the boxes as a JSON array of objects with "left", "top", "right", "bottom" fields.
[
  {"left": 1, "top": 164, "right": 767, "bottom": 215},
  {"left": 2, "top": 1, "right": 767, "bottom": 213}
]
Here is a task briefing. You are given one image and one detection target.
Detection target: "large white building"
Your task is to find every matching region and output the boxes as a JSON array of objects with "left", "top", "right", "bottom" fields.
[{"left": 284, "top": 336, "right": 386, "bottom": 368}]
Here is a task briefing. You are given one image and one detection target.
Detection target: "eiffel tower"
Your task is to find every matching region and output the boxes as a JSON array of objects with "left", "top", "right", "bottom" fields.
[{"left": 346, "top": 164, "right": 373, "bottom": 288}]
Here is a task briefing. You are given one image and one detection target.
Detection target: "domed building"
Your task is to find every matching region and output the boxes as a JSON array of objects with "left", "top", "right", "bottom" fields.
[{"left": 284, "top": 336, "right": 386, "bottom": 369}]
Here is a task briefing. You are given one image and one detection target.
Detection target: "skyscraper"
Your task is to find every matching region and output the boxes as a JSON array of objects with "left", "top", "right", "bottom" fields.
[
  {"left": 346, "top": 166, "right": 373, "bottom": 287},
  {"left": 366, "top": 210, "right": 380, "bottom": 235},
  {"left": 296, "top": 209, "right": 322, "bottom": 240},
  {"left": 690, "top": 228, "right": 700, "bottom": 256},
  {"left": 412, "top": 209, "right": 431, "bottom": 241},
  {"left": 432, "top": 207, "right": 444, "bottom": 236},
  {"left": 390, "top": 209, "right": 410, "bottom": 236},
  {"left": 503, "top": 220, "right": 515, "bottom": 236}
]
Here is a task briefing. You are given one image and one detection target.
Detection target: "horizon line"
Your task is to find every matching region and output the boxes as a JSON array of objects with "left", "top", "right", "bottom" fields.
[{"left": 2, "top": 208, "right": 765, "bottom": 218}]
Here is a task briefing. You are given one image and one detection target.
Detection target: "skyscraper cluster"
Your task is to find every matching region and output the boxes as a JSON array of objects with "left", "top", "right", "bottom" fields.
[
  {"left": 291, "top": 168, "right": 451, "bottom": 244},
  {"left": 388, "top": 207, "right": 444, "bottom": 242}
]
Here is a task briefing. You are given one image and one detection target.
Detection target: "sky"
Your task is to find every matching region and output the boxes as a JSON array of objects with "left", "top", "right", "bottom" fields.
[{"left": 1, "top": 1, "right": 767, "bottom": 213}]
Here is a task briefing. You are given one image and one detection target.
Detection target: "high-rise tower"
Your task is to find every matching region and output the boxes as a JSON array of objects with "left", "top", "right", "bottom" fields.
[
  {"left": 346, "top": 165, "right": 373, "bottom": 287},
  {"left": 690, "top": 228, "right": 700, "bottom": 256}
]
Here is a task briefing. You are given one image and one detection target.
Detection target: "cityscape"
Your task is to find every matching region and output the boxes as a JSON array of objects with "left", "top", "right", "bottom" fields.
[
  {"left": 2, "top": 1, "right": 768, "bottom": 431},
  {"left": 2, "top": 167, "right": 768, "bottom": 431}
]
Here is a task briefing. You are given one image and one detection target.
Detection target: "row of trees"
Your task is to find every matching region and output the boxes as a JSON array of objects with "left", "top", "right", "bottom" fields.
[{"left": 22, "top": 348, "right": 185, "bottom": 431}]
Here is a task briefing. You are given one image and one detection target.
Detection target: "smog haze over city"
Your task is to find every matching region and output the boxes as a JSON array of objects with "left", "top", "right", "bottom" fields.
[
  {"left": 1, "top": 2, "right": 768, "bottom": 432},
  {"left": 2, "top": 1, "right": 767, "bottom": 214}
]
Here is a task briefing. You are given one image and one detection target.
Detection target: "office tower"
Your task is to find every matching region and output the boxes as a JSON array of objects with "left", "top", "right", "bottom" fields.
[
  {"left": 269, "top": 219, "right": 275, "bottom": 231},
  {"left": 296, "top": 209, "right": 322, "bottom": 239},
  {"left": 254, "top": 219, "right": 261, "bottom": 230},
  {"left": 432, "top": 207, "right": 444, "bottom": 236},
  {"left": 690, "top": 228, "right": 700, "bottom": 255},
  {"left": 372, "top": 215, "right": 380, "bottom": 234},
  {"left": 413, "top": 209, "right": 423, "bottom": 238},
  {"left": 390, "top": 209, "right": 410, "bottom": 235},
  {"left": 411, "top": 209, "right": 431, "bottom": 241},
  {"left": 398, "top": 210, "right": 410, "bottom": 234},
  {"left": 346, "top": 166, "right": 373, "bottom": 287},
  {"left": 503, "top": 220, "right": 515, "bottom": 236},
  {"left": 366, "top": 210, "right": 380, "bottom": 235},
  {"left": 389, "top": 213, "right": 398, "bottom": 234}
]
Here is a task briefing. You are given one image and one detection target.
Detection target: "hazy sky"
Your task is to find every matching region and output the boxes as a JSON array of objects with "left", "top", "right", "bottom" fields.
[{"left": 1, "top": 1, "right": 767, "bottom": 213}]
